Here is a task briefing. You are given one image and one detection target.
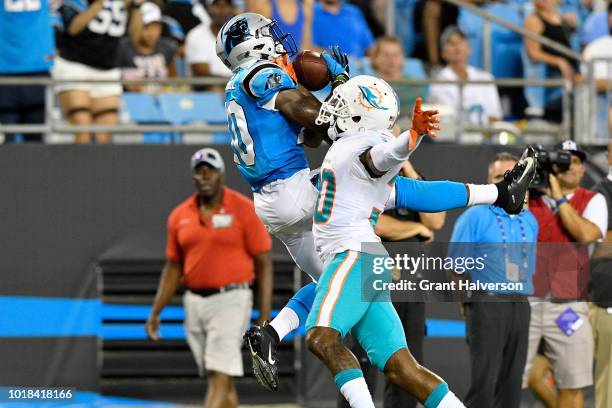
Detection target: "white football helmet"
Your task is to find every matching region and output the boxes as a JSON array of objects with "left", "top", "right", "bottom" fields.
[
  {"left": 316, "top": 75, "right": 400, "bottom": 140},
  {"left": 216, "top": 12, "right": 297, "bottom": 70}
]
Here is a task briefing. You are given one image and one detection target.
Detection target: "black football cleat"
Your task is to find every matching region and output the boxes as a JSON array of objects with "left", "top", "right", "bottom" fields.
[
  {"left": 244, "top": 323, "right": 279, "bottom": 392},
  {"left": 494, "top": 146, "right": 537, "bottom": 215}
]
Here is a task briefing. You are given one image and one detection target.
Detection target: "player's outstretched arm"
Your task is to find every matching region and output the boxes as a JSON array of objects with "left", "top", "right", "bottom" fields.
[
  {"left": 359, "top": 98, "right": 440, "bottom": 178},
  {"left": 391, "top": 177, "right": 469, "bottom": 212}
]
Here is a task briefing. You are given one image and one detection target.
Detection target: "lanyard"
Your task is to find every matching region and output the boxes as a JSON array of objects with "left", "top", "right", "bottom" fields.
[{"left": 494, "top": 211, "right": 529, "bottom": 272}]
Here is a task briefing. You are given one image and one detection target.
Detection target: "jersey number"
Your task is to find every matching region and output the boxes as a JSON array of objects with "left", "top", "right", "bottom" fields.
[
  {"left": 88, "top": 0, "right": 126, "bottom": 37},
  {"left": 226, "top": 100, "right": 256, "bottom": 166},
  {"left": 4, "top": 0, "right": 40, "bottom": 12},
  {"left": 314, "top": 169, "right": 336, "bottom": 224}
]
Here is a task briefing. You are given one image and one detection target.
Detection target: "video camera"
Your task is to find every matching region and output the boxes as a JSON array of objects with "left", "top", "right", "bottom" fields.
[{"left": 531, "top": 145, "right": 572, "bottom": 190}]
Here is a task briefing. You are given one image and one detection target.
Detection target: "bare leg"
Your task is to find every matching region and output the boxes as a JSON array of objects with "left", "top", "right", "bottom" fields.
[
  {"left": 306, "top": 327, "right": 360, "bottom": 374},
  {"left": 91, "top": 95, "right": 120, "bottom": 144},
  {"left": 557, "top": 389, "right": 583, "bottom": 408},
  {"left": 383, "top": 347, "right": 444, "bottom": 403},
  {"left": 58, "top": 90, "right": 92, "bottom": 143},
  {"left": 204, "top": 371, "right": 234, "bottom": 408},
  {"left": 527, "top": 355, "right": 557, "bottom": 408},
  {"left": 223, "top": 378, "right": 238, "bottom": 408}
]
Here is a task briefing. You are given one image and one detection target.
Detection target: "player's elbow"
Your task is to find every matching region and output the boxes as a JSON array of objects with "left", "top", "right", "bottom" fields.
[{"left": 422, "top": 215, "right": 445, "bottom": 231}]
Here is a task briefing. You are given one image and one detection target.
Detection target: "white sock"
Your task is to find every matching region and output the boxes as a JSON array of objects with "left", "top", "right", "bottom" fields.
[
  {"left": 466, "top": 184, "right": 498, "bottom": 206},
  {"left": 438, "top": 391, "right": 466, "bottom": 408},
  {"left": 268, "top": 307, "right": 300, "bottom": 341},
  {"left": 339, "top": 377, "right": 375, "bottom": 408}
]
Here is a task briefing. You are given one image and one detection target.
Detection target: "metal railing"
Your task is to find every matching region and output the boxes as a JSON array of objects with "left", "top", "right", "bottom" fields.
[
  {"left": 0, "top": 75, "right": 571, "bottom": 141},
  {"left": 0, "top": 67, "right": 609, "bottom": 144}
]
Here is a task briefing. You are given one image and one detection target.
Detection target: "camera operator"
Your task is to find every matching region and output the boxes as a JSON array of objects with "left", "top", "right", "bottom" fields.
[{"left": 523, "top": 140, "right": 608, "bottom": 408}]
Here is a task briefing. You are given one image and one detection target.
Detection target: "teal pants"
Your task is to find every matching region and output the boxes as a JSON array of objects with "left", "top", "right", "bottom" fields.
[{"left": 306, "top": 250, "right": 407, "bottom": 370}]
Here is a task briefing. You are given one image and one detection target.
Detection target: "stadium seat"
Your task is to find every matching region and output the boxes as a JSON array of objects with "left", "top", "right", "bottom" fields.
[
  {"left": 487, "top": 3, "right": 524, "bottom": 78},
  {"left": 357, "top": 57, "right": 426, "bottom": 79},
  {"left": 458, "top": 8, "right": 484, "bottom": 69},
  {"left": 157, "top": 92, "right": 227, "bottom": 125},
  {"left": 121, "top": 93, "right": 173, "bottom": 143},
  {"left": 521, "top": 47, "right": 547, "bottom": 116},
  {"left": 403, "top": 58, "right": 427, "bottom": 79}
]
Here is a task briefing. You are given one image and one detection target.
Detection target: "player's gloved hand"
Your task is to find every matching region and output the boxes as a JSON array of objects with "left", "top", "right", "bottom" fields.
[
  {"left": 411, "top": 97, "right": 440, "bottom": 139},
  {"left": 321, "top": 46, "right": 349, "bottom": 85},
  {"left": 326, "top": 45, "right": 350, "bottom": 74}
]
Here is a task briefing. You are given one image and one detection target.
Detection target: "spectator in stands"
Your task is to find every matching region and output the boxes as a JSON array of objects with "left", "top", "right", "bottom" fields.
[
  {"left": 582, "top": 2, "right": 612, "bottom": 137},
  {"left": 413, "top": 0, "right": 462, "bottom": 69},
  {"left": 312, "top": 0, "right": 374, "bottom": 58},
  {"left": 247, "top": 0, "right": 314, "bottom": 50},
  {"left": 185, "top": 0, "right": 237, "bottom": 91},
  {"left": 118, "top": 2, "right": 178, "bottom": 93},
  {"left": 591, "top": 139, "right": 612, "bottom": 408},
  {"left": 580, "top": 0, "right": 610, "bottom": 47},
  {"left": 524, "top": 0, "right": 582, "bottom": 122},
  {"left": 370, "top": 36, "right": 428, "bottom": 122},
  {"left": 146, "top": 148, "right": 273, "bottom": 408},
  {"left": 0, "top": 0, "right": 53, "bottom": 143},
  {"left": 524, "top": 140, "right": 607, "bottom": 408},
  {"left": 429, "top": 26, "right": 502, "bottom": 140},
  {"left": 450, "top": 152, "right": 537, "bottom": 408},
  {"left": 53, "top": 0, "right": 128, "bottom": 143},
  {"left": 162, "top": 0, "right": 205, "bottom": 38},
  {"left": 349, "top": 0, "right": 386, "bottom": 38}
]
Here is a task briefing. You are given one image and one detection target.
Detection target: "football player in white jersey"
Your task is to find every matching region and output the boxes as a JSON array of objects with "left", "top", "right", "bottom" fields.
[{"left": 304, "top": 75, "right": 536, "bottom": 408}]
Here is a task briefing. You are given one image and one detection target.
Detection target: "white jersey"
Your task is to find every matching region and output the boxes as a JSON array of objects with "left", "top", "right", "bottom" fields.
[{"left": 313, "top": 129, "right": 402, "bottom": 264}]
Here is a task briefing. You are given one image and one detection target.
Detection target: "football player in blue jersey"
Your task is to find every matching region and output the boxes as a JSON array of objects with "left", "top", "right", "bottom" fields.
[
  {"left": 216, "top": 12, "right": 537, "bottom": 393},
  {"left": 215, "top": 13, "right": 348, "bottom": 391}
]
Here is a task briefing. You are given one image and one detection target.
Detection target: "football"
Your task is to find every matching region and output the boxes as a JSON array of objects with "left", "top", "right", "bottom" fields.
[{"left": 292, "top": 50, "right": 330, "bottom": 91}]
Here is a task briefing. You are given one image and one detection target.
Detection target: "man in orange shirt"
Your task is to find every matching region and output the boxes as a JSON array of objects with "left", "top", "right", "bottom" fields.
[{"left": 146, "top": 148, "right": 273, "bottom": 408}]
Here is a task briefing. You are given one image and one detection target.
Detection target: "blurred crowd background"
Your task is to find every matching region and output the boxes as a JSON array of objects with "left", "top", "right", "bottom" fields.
[{"left": 1, "top": 0, "right": 611, "bottom": 145}]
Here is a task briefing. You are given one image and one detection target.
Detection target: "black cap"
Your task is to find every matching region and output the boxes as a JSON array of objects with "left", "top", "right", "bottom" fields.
[{"left": 554, "top": 140, "right": 587, "bottom": 161}]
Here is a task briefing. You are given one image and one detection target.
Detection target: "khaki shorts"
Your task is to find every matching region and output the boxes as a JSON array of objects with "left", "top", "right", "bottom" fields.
[
  {"left": 522, "top": 301, "right": 594, "bottom": 389},
  {"left": 52, "top": 56, "right": 122, "bottom": 98},
  {"left": 183, "top": 288, "right": 252, "bottom": 377}
]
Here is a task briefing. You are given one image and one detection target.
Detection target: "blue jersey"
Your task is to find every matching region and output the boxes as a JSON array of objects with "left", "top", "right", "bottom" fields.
[
  {"left": 225, "top": 61, "right": 309, "bottom": 191},
  {"left": 0, "top": 0, "right": 54, "bottom": 74}
]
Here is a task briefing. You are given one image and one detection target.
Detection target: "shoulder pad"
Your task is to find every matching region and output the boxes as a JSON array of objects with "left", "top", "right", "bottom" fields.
[{"left": 242, "top": 62, "right": 296, "bottom": 103}]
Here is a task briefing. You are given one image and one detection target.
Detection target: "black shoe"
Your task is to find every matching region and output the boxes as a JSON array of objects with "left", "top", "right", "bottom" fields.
[
  {"left": 494, "top": 146, "right": 537, "bottom": 215},
  {"left": 244, "top": 323, "right": 279, "bottom": 392}
]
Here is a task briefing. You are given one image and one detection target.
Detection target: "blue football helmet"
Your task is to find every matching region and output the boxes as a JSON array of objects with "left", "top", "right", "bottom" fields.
[{"left": 215, "top": 12, "right": 297, "bottom": 70}]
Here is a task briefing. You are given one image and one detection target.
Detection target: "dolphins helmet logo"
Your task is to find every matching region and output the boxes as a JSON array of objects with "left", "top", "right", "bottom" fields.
[{"left": 357, "top": 85, "right": 389, "bottom": 111}]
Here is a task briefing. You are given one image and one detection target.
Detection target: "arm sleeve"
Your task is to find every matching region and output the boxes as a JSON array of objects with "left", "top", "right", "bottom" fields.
[
  {"left": 165, "top": 214, "right": 183, "bottom": 263},
  {"left": 582, "top": 192, "right": 608, "bottom": 240},
  {"left": 242, "top": 64, "right": 297, "bottom": 107},
  {"left": 242, "top": 203, "right": 273, "bottom": 256},
  {"left": 394, "top": 176, "right": 468, "bottom": 212},
  {"left": 369, "top": 130, "right": 417, "bottom": 174}
]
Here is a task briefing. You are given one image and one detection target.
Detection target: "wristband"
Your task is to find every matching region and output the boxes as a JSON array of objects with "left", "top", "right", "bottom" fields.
[{"left": 555, "top": 196, "right": 568, "bottom": 207}]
